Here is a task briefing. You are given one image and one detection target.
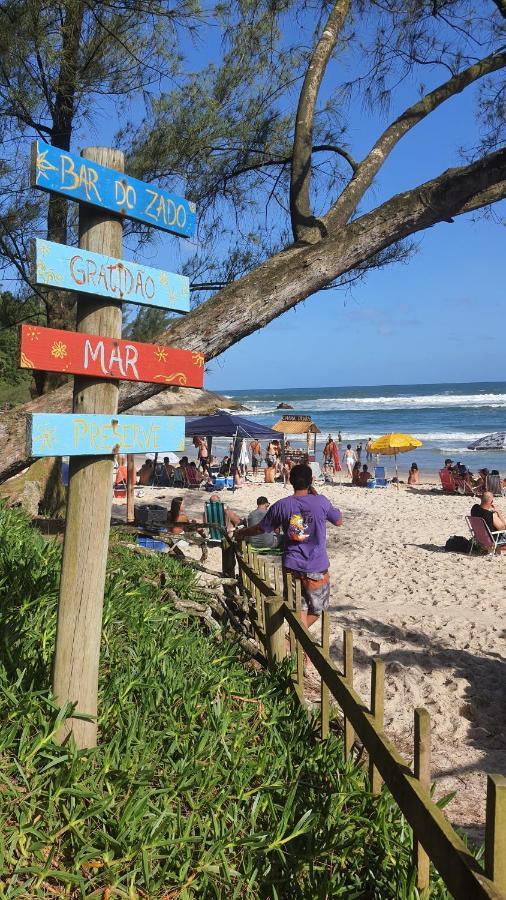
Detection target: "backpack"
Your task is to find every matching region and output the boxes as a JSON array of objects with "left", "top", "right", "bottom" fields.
[{"left": 445, "top": 535, "right": 471, "bottom": 553}]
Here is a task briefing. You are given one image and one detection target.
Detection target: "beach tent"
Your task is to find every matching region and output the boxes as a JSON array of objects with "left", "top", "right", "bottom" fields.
[
  {"left": 185, "top": 413, "right": 279, "bottom": 486},
  {"left": 185, "top": 412, "right": 278, "bottom": 439},
  {"left": 272, "top": 415, "right": 321, "bottom": 456}
]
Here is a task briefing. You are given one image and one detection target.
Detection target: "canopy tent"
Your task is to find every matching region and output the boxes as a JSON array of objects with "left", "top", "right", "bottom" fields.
[
  {"left": 272, "top": 415, "right": 321, "bottom": 456},
  {"left": 185, "top": 413, "right": 280, "bottom": 489},
  {"left": 185, "top": 412, "right": 278, "bottom": 439}
]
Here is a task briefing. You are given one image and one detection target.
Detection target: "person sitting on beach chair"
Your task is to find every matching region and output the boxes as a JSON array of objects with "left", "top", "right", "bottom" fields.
[
  {"left": 204, "top": 493, "right": 243, "bottom": 537},
  {"left": 470, "top": 492, "right": 506, "bottom": 553},
  {"left": 137, "top": 459, "right": 154, "bottom": 486},
  {"left": 246, "top": 497, "right": 282, "bottom": 550},
  {"left": 358, "top": 464, "right": 371, "bottom": 486}
]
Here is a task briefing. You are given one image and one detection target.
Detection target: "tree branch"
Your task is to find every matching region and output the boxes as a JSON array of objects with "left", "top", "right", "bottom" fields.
[
  {"left": 326, "top": 49, "right": 506, "bottom": 229},
  {"left": 491, "top": 0, "right": 506, "bottom": 19},
  {"left": 290, "top": 0, "right": 350, "bottom": 242},
  {"left": 1, "top": 147, "right": 504, "bottom": 481}
]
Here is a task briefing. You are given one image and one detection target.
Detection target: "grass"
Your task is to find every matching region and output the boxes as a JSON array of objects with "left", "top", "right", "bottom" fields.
[{"left": 0, "top": 503, "right": 458, "bottom": 898}]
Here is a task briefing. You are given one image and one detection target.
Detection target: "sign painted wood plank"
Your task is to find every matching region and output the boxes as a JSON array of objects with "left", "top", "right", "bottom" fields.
[
  {"left": 28, "top": 413, "right": 185, "bottom": 457},
  {"left": 30, "top": 140, "right": 196, "bottom": 238},
  {"left": 33, "top": 239, "right": 190, "bottom": 312},
  {"left": 20, "top": 324, "right": 204, "bottom": 387}
]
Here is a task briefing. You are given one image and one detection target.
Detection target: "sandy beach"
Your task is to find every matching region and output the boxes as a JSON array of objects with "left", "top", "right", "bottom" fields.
[{"left": 114, "top": 472, "right": 506, "bottom": 839}]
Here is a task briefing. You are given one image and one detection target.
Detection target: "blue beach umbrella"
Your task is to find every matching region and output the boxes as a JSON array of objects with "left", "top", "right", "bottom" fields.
[{"left": 467, "top": 432, "right": 506, "bottom": 451}]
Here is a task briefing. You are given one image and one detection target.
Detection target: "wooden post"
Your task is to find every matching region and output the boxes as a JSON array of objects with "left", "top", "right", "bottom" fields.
[
  {"left": 294, "top": 577, "right": 304, "bottom": 700},
  {"left": 369, "top": 658, "right": 385, "bottom": 794},
  {"left": 343, "top": 629, "right": 354, "bottom": 757},
  {"left": 320, "top": 611, "right": 330, "bottom": 739},
  {"left": 414, "top": 707, "right": 431, "bottom": 892},
  {"left": 264, "top": 597, "right": 285, "bottom": 666},
  {"left": 485, "top": 774, "right": 506, "bottom": 892},
  {"left": 126, "top": 453, "right": 135, "bottom": 524},
  {"left": 221, "top": 537, "right": 236, "bottom": 601},
  {"left": 52, "top": 147, "right": 124, "bottom": 749}
]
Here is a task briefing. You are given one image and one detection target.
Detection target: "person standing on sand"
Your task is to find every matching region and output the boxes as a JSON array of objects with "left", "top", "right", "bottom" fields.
[
  {"left": 343, "top": 443, "right": 357, "bottom": 478},
  {"left": 237, "top": 464, "right": 342, "bottom": 629},
  {"left": 250, "top": 439, "right": 262, "bottom": 476}
]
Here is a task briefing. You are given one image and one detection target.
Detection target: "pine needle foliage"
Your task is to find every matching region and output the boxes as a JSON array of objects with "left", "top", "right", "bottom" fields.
[{"left": 0, "top": 505, "right": 459, "bottom": 897}]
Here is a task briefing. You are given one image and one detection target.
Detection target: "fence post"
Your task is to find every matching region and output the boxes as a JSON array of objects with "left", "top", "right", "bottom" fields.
[
  {"left": 52, "top": 146, "right": 123, "bottom": 749},
  {"left": 126, "top": 453, "right": 135, "bottom": 524},
  {"left": 294, "top": 578, "right": 304, "bottom": 700},
  {"left": 320, "top": 610, "right": 330, "bottom": 739},
  {"left": 369, "top": 658, "right": 385, "bottom": 794},
  {"left": 264, "top": 597, "right": 286, "bottom": 667},
  {"left": 343, "top": 629, "right": 354, "bottom": 757},
  {"left": 221, "top": 538, "right": 236, "bottom": 600},
  {"left": 414, "top": 707, "right": 431, "bottom": 892},
  {"left": 485, "top": 774, "right": 506, "bottom": 892}
]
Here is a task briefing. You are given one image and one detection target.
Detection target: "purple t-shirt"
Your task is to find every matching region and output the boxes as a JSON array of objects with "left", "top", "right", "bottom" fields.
[{"left": 259, "top": 493, "right": 341, "bottom": 573}]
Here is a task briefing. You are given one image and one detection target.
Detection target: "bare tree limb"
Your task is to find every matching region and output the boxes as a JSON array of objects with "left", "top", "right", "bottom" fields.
[
  {"left": 326, "top": 49, "right": 506, "bottom": 229},
  {"left": 290, "top": 0, "right": 350, "bottom": 242},
  {"left": 491, "top": 0, "right": 506, "bottom": 18}
]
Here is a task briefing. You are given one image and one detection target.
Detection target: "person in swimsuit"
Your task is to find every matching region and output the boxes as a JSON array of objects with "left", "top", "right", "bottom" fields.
[{"left": 343, "top": 443, "right": 357, "bottom": 478}]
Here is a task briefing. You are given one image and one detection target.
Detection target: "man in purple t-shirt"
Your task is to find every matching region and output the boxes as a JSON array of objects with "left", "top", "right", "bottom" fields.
[{"left": 237, "top": 464, "right": 342, "bottom": 628}]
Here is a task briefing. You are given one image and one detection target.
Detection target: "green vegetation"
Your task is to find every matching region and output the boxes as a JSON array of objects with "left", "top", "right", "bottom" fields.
[{"left": 0, "top": 505, "right": 455, "bottom": 898}]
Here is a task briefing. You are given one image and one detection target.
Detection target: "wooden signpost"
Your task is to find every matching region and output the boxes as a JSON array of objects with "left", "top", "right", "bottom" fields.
[
  {"left": 32, "top": 238, "right": 190, "bottom": 312},
  {"left": 27, "top": 413, "right": 185, "bottom": 457},
  {"left": 20, "top": 324, "right": 204, "bottom": 387},
  {"left": 27, "top": 143, "right": 198, "bottom": 748},
  {"left": 31, "top": 140, "right": 196, "bottom": 238}
]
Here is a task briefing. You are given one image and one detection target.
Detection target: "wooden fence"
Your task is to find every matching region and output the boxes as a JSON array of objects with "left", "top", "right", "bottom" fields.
[{"left": 221, "top": 538, "right": 506, "bottom": 900}]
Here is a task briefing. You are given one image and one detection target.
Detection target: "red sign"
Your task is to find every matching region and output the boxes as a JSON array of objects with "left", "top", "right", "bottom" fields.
[{"left": 20, "top": 324, "right": 204, "bottom": 388}]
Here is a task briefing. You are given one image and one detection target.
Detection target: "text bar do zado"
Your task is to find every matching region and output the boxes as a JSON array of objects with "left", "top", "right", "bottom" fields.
[{"left": 31, "top": 140, "right": 196, "bottom": 238}]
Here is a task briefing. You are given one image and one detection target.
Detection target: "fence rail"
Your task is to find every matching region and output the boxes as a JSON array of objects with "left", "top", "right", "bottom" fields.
[{"left": 222, "top": 538, "right": 506, "bottom": 900}]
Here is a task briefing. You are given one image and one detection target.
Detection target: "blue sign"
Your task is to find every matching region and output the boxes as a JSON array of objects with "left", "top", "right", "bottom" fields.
[
  {"left": 33, "top": 239, "right": 190, "bottom": 312},
  {"left": 28, "top": 413, "right": 185, "bottom": 457},
  {"left": 31, "top": 140, "right": 196, "bottom": 238}
]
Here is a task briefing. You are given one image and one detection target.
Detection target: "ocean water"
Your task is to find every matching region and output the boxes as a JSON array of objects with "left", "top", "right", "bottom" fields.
[{"left": 222, "top": 382, "right": 506, "bottom": 476}]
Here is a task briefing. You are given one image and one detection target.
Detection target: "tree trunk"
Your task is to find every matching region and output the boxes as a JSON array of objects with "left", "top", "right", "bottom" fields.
[{"left": 34, "top": 0, "right": 86, "bottom": 397}]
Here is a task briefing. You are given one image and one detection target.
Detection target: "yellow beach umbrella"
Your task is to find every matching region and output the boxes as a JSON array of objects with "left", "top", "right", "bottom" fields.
[{"left": 369, "top": 433, "right": 422, "bottom": 485}]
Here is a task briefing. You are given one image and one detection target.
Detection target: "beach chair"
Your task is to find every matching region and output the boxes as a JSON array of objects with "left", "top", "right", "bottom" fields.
[
  {"left": 487, "top": 473, "right": 505, "bottom": 497},
  {"left": 181, "top": 464, "right": 204, "bottom": 488},
  {"left": 466, "top": 515, "right": 506, "bottom": 555},
  {"left": 152, "top": 462, "right": 167, "bottom": 487},
  {"left": 204, "top": 499, "right": 227, "bottom": 544},
  {"left": 439, "top": 468, "right": 456, "bottom": 493},
  {"left": 373, "top": 465, "right": 388, "bottom": 487},
  {"left": 454, "top": 475, "right": 479, "bottom": 496},
  {"left": 309, "top": 461, "right": 324, "bottom": 483},
  {"left": 172, "top": 467, "right": 184, "bottom": 488}
]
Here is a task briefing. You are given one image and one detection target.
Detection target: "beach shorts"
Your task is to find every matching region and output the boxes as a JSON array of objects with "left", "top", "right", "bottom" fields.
[{"left": 284, "top": 568, "right": 330, "bottom": 616}]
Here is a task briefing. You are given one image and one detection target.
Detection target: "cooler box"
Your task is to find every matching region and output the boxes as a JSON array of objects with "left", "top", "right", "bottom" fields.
[
  {"left": 136, "top": 535, "right": 168, "bottom": 552},
  {"left": 134, "top": 504, "right": 167, "bottom": 527},
  {"left": 214, "top": 476, "right": 234, "bottom": 489}
]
